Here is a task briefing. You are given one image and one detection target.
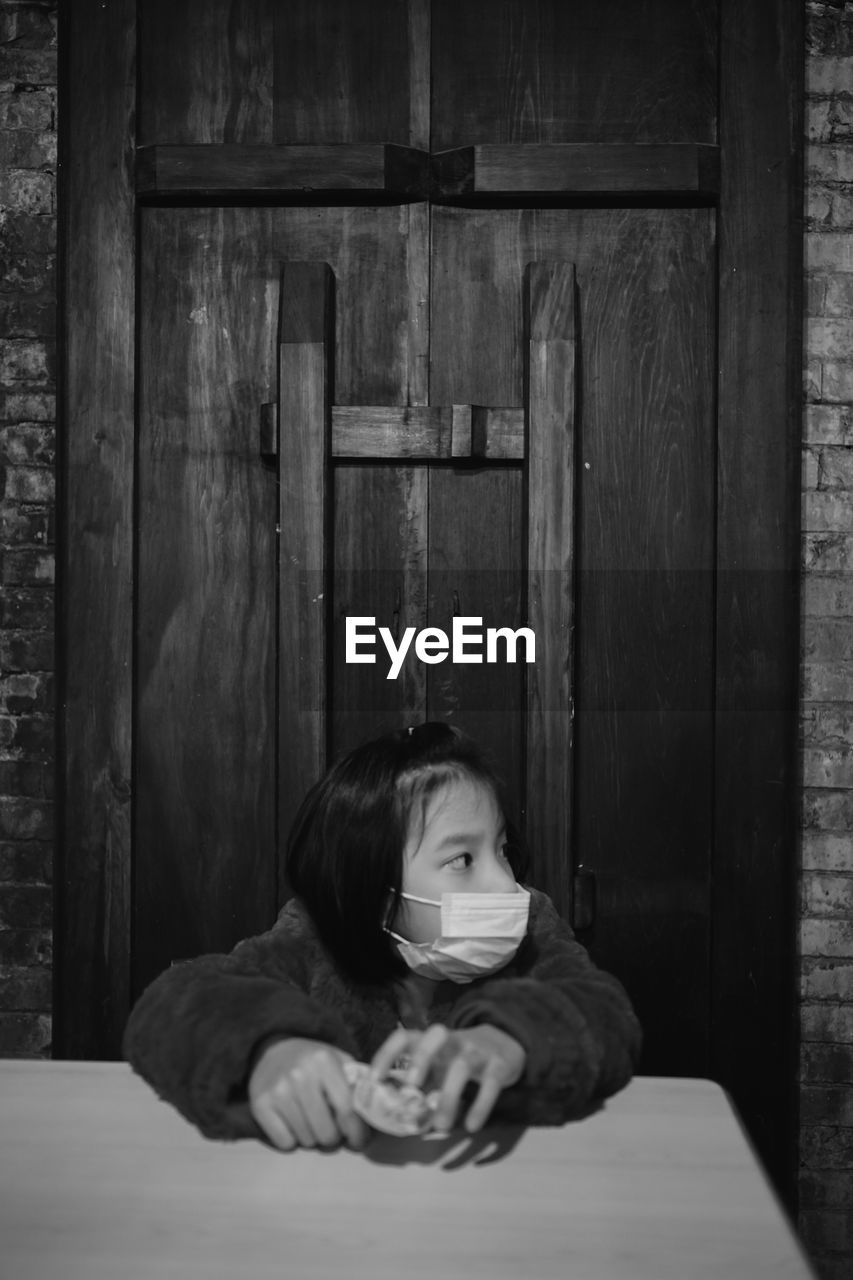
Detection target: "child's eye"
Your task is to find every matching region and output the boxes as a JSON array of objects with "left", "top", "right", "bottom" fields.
[
  {"left": 498, "top": 842, "right": 512, "bottom": 862},
  {"left": 446, "top": 852, "right": 473, "bottom": 870}
]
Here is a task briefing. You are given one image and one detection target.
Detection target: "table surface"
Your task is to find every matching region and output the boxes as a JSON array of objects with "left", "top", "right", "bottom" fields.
[{"left": 0, "top": 1061, "right": 815, "bottom": 1280}]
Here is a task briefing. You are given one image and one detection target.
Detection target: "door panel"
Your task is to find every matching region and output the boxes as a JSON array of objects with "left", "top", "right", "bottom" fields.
[{"left": 431, "top": 206, "right": 716, "bottom": 1072}]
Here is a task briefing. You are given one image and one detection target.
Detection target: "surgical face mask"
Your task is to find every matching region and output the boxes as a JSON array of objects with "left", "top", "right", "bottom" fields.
[{"left": 386, "top": 888, "right": 531, "bottom": 984}]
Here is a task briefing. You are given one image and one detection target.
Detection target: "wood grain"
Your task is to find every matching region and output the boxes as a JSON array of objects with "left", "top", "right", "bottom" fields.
[
  {"left": 274, "top": 0, "right": 424, "bottom": 145},
  {"left": 135, "top": 209, "right": 278, "bottom": 995},
  {"left": 523, "top": 262, "right": 577, "bottom": 921},
  {"left": 331, "top": 466, "right": 429, "bottom": 758},
  {"left": 431, "top": 144, "right": 721, "bottom": 198},
  {"left": 330, "top": 405, "right": 523, "bottom": 459},
  {"left": 432, "top": 206, "right": 716, "bottom": 1074},
  {"left": 713, "top": 0, "right": 803, "bottom": 1211},
  {"left": 59, "top": 0, "right": 135, "bottom": 1058},
  {"left": 431, "top": 0, "right": 718, "bottom": 149},
  {"left": 136, "top": 145, "right": 430, "bottom": 199},
  {"left": 278, "top": 263, "right": 334, "bottom": 896},
  {"left": 139, "top": 0, "right": 274, "bottom": 144}
]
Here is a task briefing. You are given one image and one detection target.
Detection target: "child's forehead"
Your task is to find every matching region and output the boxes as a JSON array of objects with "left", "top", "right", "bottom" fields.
[{"left": 405, "top": 775, "right": 502, "bottom": 852}]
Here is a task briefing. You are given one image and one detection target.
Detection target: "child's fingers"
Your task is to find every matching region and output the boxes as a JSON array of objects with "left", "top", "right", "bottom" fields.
[
  {"left": 403, "top": 1023, "right": 450, "bottom": 1089},
  {"left": 318, "top": 1054, "right": 369, "bottom": 1150},
  {"left": 267, "top": 1078, "right": 317, "bottom": 1148},
  {"left": 463, "top": 1066, "right": 504, "bottom": 1133},
  {"left": 431, "top": 1052, "right": 472, "bottom": 1133},
  {"left": 369, "top": 1027, "right": 413, "bottom": 1081},
  {"left": 252, "top": 1099, "right": 297, "bottom": 1152}
]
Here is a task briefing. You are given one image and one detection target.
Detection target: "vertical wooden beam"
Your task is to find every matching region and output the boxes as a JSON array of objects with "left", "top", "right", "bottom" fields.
[
  {"left": 277, "top": 263, "right": 333, "bottom": 898},
  {"left": 523, "top": 262, "right": 577, "bottom": 922},
  {"left": 715, "top": 0, "right": 803, "bottom": 1211},
  {"left": 58, "top": 0, "right": 135, "bottom": 1058}
]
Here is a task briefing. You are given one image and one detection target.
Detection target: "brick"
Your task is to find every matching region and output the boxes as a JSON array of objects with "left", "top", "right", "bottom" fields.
[
  {"left": 803, "top": 445, "right": 822, "bottom": 490},
  {"left": 825, "top": 274, "right": 853, "bottom": 316},
  {"left": 8, "top": 713, "right": 53, "bottom": 754},
  {"left": 0, "top": 841, "right": 51, "bottom": 882},
  {"left": 0, "top": 47, "right": 57, "bottom": 86},
  {"left": 0, "top": 673, "right": 53, "bottom": 715},
  {"left": 800, "top": 1169, "right": 853, "bottom": 1210},
  {"left": 807, "top": 187, "right": 834, "bottom": 230},
  {"left": 2, "top": 548, "right": 53, "bottom": 584},
  {"left": 804, "top": 406, "right": 853, "bottom": 446},
  {"left": 0, "top": 294, "right": 56, "bottom": 337},
  {"left": 0, "top": 965, "right": 50, "bottom": 1010},
  {"left": 0, "top": 168, "right": 53, "bottom": 214},
  {"left": 801, "top": 916, "right": 853, "bottom": 957},
  {"left": 823, "top": 362, "right": 853, "bottom": 401},
  {"left": 0, "top": 127, "right": 55, "bottom": 169},
  {"left": 0, "top": 1011, "right": 51, "bottom": 1057},
  {"left": 807, "top": 318, "right": 853, "bottom": 359},
  {"left": 801, "top": 1085, "right": 853, "bottom": 1126},
  {"left": 800, "top": 1125, "right": 853, "bottom": 1169},
  {"left": 2, "top": 465, "right": 54, "bottom": 502},
  {"left": 807, "top": 98, "right": 835, "bottom": 144},
  {"left": 807, "top": 274, "right": 828, "bottom": 315},
  {"left": 0, "top": 424, "right": 55, "bottom": 465},
  {"left": 804, "top": 619, "right": 853, "bottom": 662},
  {"left": 806, "top": 144, "right": 853, "bottom": 186},
  {"left": 0, "top": 799, "right": 52, "bottom": 842},
  {"left": 0, "top": 630, "right": 54, "bottom": 671},
  {"left": 801, "top": 1041, "right": 853, "bottom": 1085},
  {"left": 0, "top": 883, "right": 50, "bottom": 928},
  {"left": 803, "top": 749, "right": 853, "bottom": 789},
  {"left": 805, "top": 359, "right": 823, "bottom": 400},
  {"left": 803, "top": 663, "right": 853, "bottom": 701},
  {"left": 0, "top": 588, "right": 53, "bottom": 629},
  {"left": 0, "top": 337, "right": 52, "bottom": 384},
  {"left": 0, "top": 926, "right": 51, "bottom": 966},
  {"left": 0, "top": 506, "right": 51, "bottom": 546},
  {"left": 815, "top": 446, "right": 853, "bottom": 490},
  {"left": 802, "top": 703, "right": 853, "bottom": 747},
  {"left": 802, "top": 832, "right": 853, "bottom": 871},
  {"left": 0, "top": 390, "right": 55, "bottom": 421},
  {"left": 803, "top": 534, "right": 853, "bottom": 573},
  {"left": 807, "top": 56, "right": 853, "bottom": 96},
  {"left": 804, "top": 490, "right": 853, "bottom": 532},
  {"left": 802, "top": 870, "right": 853, "bottom": 914},
  {"left": 802, "top": 958, "right": 853, "bottom": 1001},
  {"left": 807, "top": 233, "right": 853, "bottom": 273},
  {"left": 800, "top": 1209, "right": 853, "bottom": 1255},
  {"left": 0, "top": 759, "right": 52, "bottom": 798},
  {"left": 0, "top": 85, "right": 54, "bottom": 132},
  {"left": 802, "top": 1004, "right": 853, "bottom": 1043},
  {"left": 0, "top": 6, "right": 57, "bottom": 50}
]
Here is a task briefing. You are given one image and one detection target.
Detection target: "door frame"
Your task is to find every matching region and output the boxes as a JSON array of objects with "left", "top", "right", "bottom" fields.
[{"left": 58, "top": 0, "right": 804, "bottom": 1208}]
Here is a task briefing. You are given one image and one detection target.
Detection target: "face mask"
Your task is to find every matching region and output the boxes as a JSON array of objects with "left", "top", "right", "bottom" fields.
[{"left": 386, "top": 888, "right": 531, "bottom": 984}]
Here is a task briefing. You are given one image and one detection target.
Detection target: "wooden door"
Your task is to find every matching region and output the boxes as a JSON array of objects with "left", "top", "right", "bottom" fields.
[{"left": 62, "top": 0, "right": 802, "bottom": 1205}]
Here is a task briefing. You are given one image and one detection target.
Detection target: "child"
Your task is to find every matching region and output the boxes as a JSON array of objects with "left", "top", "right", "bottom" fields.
[{"left": 123, "top": 722, "right": 641, "bottom": 1150}]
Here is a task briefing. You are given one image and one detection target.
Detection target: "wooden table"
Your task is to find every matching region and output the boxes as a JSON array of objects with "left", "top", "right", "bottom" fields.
[{"left": 0, "top": 1061, "right": 814, "bottom": 1279}]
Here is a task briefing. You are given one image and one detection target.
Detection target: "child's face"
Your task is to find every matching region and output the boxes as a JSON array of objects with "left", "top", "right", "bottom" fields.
[{"left": 394, "top": 778, "right": 518, "bottom": 946}]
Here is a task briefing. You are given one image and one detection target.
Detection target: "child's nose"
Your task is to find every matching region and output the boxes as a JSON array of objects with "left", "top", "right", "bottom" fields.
[{"left": 481, "top": 854, "right": 518, "bottom": 892}]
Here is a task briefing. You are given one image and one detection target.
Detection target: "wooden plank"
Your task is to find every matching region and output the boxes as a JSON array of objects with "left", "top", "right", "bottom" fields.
[
  {"left": 139, "top": 0, "right": 274, "bottom": 144},
  {"left": 331, "top": 466, "right": 429, "bottom": 758},
  {"left": 275, "top": 0, "right": 421, "bottom": 145},
  {"left": 407, "top": 0, "right": 431, "bottom": 152},
  {"left": 432, "top": 206, "right": 716, "bottom": 1077},
  {"left": 426, "top": 469, "right": 525, "bottom": 818},
  {"left": 278, "top": 262, "right": 334, "bottom": 897},
  {"left": 523, "top": 263, "right": 577, "bottom": 923},
  {"left": 406, "top": 201, "right": 430, "bottom": 405},
  {"left": 134, "top": 209, "right": 278, "bottom": 997},
  {"left": 136, "top": 144, "right": 430, "bottom": 199},
  {"left": 432, "top": 144, "right": 721, "bottom": 199},
  {"left": 714, "top": 0, "right": 803, "bottom": 1212},
  {"left": 330, "top": 405, "right": 524, "bottom": 459},
  {"left": 59, "top": 0, "right": 135, "bottom": 1059},
  {"left": 431, "top": 0, "right": 717, "bottom": 149}
]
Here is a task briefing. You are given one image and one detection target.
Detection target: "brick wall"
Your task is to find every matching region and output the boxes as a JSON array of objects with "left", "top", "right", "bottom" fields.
[
  {"left": 0, "top": 0, "right": 56, "bottom": 1057},
  {"left": 801, "top": 4, "right": 853, "bottom": 1278}
]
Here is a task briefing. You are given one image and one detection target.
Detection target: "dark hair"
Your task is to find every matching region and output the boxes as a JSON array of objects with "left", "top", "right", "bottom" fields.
[{"left": 284, "top": 722, "right": 527, "bottom": 984}]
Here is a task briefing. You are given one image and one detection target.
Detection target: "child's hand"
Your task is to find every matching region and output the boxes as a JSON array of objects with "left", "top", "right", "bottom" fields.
[
  {"left": 248, "top": 1037, "right": 369, "bottom": 1152},
  {"left": 369, "top": 1023, "right": 526, "bottom": 1135}
]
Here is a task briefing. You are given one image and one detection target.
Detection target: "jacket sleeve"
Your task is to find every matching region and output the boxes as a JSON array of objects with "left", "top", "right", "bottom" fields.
[
  {"left": 122, "top": 913, "right": 358, "bottom": 1141},
  {"left": 444, "top": 889, "right": 642, "bottom": 1124}
]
